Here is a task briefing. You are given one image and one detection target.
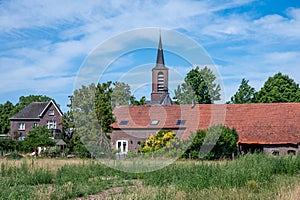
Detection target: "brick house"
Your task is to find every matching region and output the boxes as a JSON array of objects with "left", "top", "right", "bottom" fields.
[
  {"left": 110, "top": 35, "right": 300, "bottom": 155},
  {"left": 10, "top": 100, "right": 63, "bottom": 140}
]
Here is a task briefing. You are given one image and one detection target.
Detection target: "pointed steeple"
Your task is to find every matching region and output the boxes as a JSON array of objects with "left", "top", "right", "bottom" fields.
[
  {"left": 154, "top": 34, "right": 166, "bottom": 69},
  {"left": 151, "top": 33, "right": 171, "bottom": 104}
]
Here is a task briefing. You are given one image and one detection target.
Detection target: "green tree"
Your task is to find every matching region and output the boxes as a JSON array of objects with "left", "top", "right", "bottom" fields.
[
  {"left": 173, "top": 82, "right": 195, "bottom": 105},
  {"left": 0, "top": 138, "right": 22, "bottom": 152},
  {"left": 60, "top": 96, "right": 89, "bottom": 156},
  {"left": 254, "top": 72, "right": 300, "bottom": 103},
  {"left": 22, "top": 126, "right": 55, "bottom": 153},
  {"left": 95, "top": 82, "right": 115, "bottom": 133},
  {"left": 60, "top": 95, "right": 76, "bottom": 153},
  {"left": 0, "top": 101, "right": 15, "bottom": 134},
  {"left": 174, "top": 66, "right": 221, "bottom": 104},
  {"left": 72, "top": 83, "right": 113, "bottom": 157},
  {"left": 184, "top": 125, "right": 238, "bottom": 160},
  {"left": 61, "top": 110, "right": 75, "bottom": 139},
  {"left": 229, "top": 78, "right": 255, "bottom": 104},
  {"left": 130, "top": 96, "right": 146, "bottom": 105},
  {"left": 111, "top": 82, "right": 131, "bottom": 108}
]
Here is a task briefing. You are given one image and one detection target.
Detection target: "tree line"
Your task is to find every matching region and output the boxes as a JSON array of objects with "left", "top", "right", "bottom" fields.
[
  {"left": 228, "top": 72, "right": 300, "bottom": 104},
  {"left": 174, "top": 67, "right": 300, "bottom": 104}
]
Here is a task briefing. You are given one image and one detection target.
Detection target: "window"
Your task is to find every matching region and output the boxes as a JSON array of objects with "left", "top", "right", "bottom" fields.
[
  {"left": 287, "top": 150, "right": 296, "bottom": 155},
  {"left": 150, "top": 120, "right": 159, "bottom": 125},
  {"left": 49, "top": 110, "right": 54, "bottom": 116},
  {"left": 18, "top": 136, "right": 25, "bottom": 141},
  {"left": 47, "top": 120, "right": 56, "bottom": 129},
  {"left": 176, "top": 120, "right": 186, "bottom": 125},
  {"left": 33, "top": 123, "right": 38, "bottom": 128},
  {"left": 157, "top": 72, "right": 165, "bottom": 92},
  {"left": 272, "top": 150, "right": 279, "bottom": 156},
  {"left": 116, "top": 140, "right": 128, "bottom": 153},
  {"left": 18, "top": 123, "right": 25, "bottom": 130},
  {"left": 119, "top": 120, "right": 128, "bottom": 125}
]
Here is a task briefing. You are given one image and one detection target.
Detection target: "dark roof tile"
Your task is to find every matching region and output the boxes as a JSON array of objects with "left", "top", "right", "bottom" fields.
[{"left": 11, "top": 102, "right": 49, "bottom": 119}]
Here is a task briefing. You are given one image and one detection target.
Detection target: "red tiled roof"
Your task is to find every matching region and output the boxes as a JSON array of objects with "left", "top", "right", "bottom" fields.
[{"left": 111, "top": 103, "right": 300, "bottom": 145}]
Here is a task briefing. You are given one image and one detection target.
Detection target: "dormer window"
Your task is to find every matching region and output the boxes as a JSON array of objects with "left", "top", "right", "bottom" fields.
[
  {"left": 49, "top": 110, "right": 54, "bottom": 116},
  {"left": 176, "top": 120, "right": 186, "bottom": 125},
  {"left": 119, "top": 120, "right": 128, "bottom": 126},
  {"left": 150, "top": 120, "right": 159, "bottom": 125}
]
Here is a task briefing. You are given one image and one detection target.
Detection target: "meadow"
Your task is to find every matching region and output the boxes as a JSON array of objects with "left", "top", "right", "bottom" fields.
[{"left": 0, "top": 153, "right": 299, "bottom": 200}]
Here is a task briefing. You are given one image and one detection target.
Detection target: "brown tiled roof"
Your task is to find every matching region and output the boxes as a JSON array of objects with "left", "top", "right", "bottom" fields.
[
  {"left": 225, "top": 103, "right": 300, "bottom": 144},
  {"left": 111, "top": 103, "right": 300, "bottom": 145}
]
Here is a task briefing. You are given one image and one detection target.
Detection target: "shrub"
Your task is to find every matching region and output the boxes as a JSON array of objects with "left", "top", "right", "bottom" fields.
[
  {"left": 22, "top": 126, "right": 55, "bottom": 152},
  {"left": 184, "top": 125, "right": 238, "bottom": 160}
]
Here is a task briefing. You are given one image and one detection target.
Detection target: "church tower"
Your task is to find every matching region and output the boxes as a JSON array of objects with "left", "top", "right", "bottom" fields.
[{"left": 151, "top": 35, "right": 172, "bottom": 105}]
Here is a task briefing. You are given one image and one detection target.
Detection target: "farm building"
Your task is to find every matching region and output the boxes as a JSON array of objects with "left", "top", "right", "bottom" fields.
[
  {"left": 110, "top": 35, "right": 300, "bottom": 155},
  {"left": 110, "top": 103, "right": 300, "bottom": 155}
]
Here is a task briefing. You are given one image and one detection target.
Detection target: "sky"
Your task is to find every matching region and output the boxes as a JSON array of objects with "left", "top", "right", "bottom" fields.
[{"left": 1, "top": 0, "right": 300, "bottom": 112}]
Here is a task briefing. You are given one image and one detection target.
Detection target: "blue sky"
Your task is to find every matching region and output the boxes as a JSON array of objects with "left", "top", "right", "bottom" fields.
[{"left": 1, "top": 0, "right": 300, "bottom": 112}]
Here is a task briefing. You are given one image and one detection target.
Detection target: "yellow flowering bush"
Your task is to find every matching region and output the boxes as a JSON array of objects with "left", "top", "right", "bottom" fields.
[{"left": 141, "top": 130, "right": 178, "bottom": 152}]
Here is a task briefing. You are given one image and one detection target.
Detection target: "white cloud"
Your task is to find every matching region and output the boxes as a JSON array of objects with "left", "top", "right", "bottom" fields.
[
  {"left": 0, "top": 0, "right": 300, "bottom": 109},
  {"left": 253, "top": 9, "right": 300, "bottom": 39}
]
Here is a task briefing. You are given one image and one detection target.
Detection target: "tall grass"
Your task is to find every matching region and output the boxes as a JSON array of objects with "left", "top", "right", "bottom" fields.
[
  {"left": 141, "top": 153, "right": 300, "bottom": 191},
  {"left": 0, "top": 153, "right": 299, "bottom": 199}
]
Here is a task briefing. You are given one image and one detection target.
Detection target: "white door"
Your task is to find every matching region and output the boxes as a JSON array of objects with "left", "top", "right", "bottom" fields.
[{"left": 116, "top": 140, "right": 128, "bottom": 153}]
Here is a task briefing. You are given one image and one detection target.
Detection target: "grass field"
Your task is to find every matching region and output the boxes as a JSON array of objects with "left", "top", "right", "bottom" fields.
[{"left": 0, "top": 153, "right": 299, "bottom": 200}]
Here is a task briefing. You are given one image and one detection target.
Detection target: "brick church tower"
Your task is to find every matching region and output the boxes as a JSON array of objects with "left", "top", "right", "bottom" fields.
[{"left": 150, "top": 35, "right": 173, "bottom": 105}]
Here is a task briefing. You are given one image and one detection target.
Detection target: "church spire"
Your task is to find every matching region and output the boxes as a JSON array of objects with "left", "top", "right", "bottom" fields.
[
  {"left": 151, "top": 33, "right": 171, "bottom": 104},
  {"left": 155, "top": 34, "right": 165, "bottom": 68}
]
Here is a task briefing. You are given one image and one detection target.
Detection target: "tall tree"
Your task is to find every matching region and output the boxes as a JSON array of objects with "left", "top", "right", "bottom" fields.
[
  {"left": 94, "top": 82, "right": 115, "bottom": 133},
  {"left": 61, "top": 96, "right": 90, "bottom": 156},
  {"left": 229, "top": 78, "right": 255, "bottom": 104},
  {"left": 61, "top": 110, "right": 75, "bottom": 139},
  {"left": 0, "top": 101, "right": 15, "bottom": 134},
  {"left": 111, "top": 81, "right": 131, "bottom": 108},
  {"left": 174, "top": 66, "right": 221, "bottom": 104},
  {"left": 174, "top": 82, "right": 195, "bottom": 105},
  {"left": 254, "top": 72, "right": 300, "bottom": 103},
  {"left": 71, "top": 83, "right": 113, "bottom": 157}
]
